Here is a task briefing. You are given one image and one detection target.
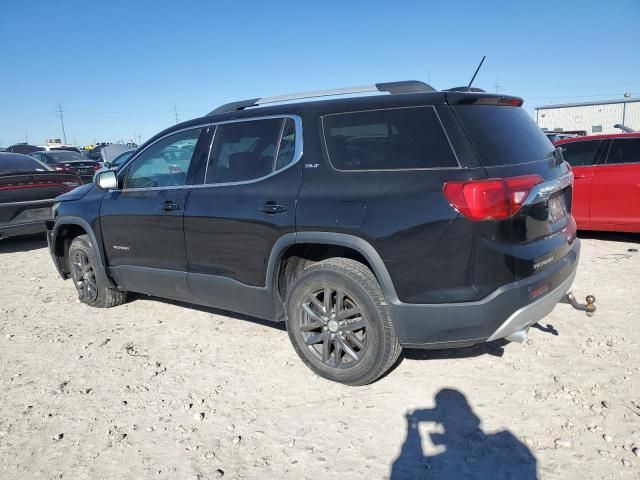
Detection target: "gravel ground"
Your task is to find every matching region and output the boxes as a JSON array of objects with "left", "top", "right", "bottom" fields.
[{"left": 0, "top": 232, "right": 638, "bottom": 480}]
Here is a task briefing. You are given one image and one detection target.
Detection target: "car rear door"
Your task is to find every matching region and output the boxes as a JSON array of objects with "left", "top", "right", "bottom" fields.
[
  {"left": 184, "top": 116, "right": 302, "bottom": 318},
  {"left": 558, "top": 139, "right": 605, "bottom": 229},
  {"left": 590, "top": 137, "right": 640, "bottom": 231},
  {"left": 100, "top": 126, "right": 212, "bottom": 300}
]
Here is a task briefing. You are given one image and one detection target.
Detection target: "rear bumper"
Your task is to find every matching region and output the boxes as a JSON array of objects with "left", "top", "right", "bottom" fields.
[{"left": 390, "top": 238, "right": 580, "bottom": 348}]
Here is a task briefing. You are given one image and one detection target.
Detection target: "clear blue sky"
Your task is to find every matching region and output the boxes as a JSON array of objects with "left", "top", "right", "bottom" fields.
[{"left": 1, "top": 0, "right": 639, "bottom": 147}]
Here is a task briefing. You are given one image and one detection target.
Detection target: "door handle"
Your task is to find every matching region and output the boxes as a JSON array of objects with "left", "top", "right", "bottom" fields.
[
  {"left": 574, "top": 174, "right": 588, "bottom": 179},
  {"left": 160, "top": 201, "right": 182, "bottom": 212},
  {"left": 260, "top": 201, "right": 287, "bottom": 214}
]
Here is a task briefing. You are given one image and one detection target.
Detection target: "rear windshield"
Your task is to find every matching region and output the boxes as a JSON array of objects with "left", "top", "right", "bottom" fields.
[
  {"left": 454, "top": 105, "right": 554, "bottom": 166},
  {"left": 323, "top": 106, "right": 459, "bottom": 170},
  {"left": 44, "top": 151, "right": 87, "bottom": 162},
  {"left": 0, "top": 154, "right": 50, "bottom": 173}
]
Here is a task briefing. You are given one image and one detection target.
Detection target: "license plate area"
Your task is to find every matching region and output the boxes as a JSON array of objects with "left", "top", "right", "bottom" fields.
[{"left": 548, "top": 194, "right": 567, "bottom": 224}]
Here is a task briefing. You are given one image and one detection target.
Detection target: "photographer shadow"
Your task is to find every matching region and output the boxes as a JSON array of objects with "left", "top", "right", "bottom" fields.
[{"left": 390, "top": 389, "right": 537, "bottom": 479}]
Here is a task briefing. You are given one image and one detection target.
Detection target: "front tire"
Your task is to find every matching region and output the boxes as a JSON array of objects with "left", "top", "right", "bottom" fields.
[
  {"left": 68, "top": 235, "right": 127, "bottom": 308},
  {"left": 285, "top": 258, "right": 401, "bottom": 385}
]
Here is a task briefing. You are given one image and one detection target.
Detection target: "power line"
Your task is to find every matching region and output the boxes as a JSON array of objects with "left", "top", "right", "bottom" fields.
[{"left": 56, "top": 102, "right": 67, "bottom": 144}]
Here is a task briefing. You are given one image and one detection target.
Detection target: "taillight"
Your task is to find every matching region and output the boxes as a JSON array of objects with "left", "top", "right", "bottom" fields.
[
  {"left": 92, "top": 163, "right": 101, "bottom": 171},
  {"left": 443, "top": 175, "right": 543, "bottom": 221}
]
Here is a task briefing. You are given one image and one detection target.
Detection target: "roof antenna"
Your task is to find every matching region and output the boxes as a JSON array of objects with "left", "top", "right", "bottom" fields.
[{"left": 467, "top": 56, "right": 486, "bottom": 90}]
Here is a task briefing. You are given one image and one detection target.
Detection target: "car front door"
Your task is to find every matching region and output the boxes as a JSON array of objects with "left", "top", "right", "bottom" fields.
[
  {"left": 590, "top": 137, "right": 640, "bottom": 231},
  {"left": 560, "top": 139, "right": 605, "bottom": 229},
  {"left": 100, "top": 126, "right": 212, "bottom": 300},
  {"left": 184, "top": 116, "right": 302, "bottom": 318}
]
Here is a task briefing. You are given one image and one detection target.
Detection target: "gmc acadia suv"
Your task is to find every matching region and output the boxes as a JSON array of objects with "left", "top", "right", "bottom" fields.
[{"left": 46, "top": 81, "right": 580, "bottom": 385}]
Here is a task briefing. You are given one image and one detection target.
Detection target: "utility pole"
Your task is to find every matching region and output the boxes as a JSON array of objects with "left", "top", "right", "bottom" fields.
[
  {"left": 57, "top": 102, "right": 67, "bottom": 144},
  {"left": 495, "top": 78, "right": 501, "bottom": 93},
  {"left": 25, "top": 133, "right": 29, "bottom": 144},
  {"left": 174, "top": 103, "right": 179, "bottom": 124}
]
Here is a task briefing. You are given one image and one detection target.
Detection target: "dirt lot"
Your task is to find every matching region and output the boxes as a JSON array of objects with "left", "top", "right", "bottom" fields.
[{"left": 0, "top": 233, "right": 638, "bottom": 480}]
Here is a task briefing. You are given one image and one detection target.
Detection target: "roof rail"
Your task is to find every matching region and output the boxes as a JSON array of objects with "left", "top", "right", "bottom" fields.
[{"left": 208, "top": 80, "right": 435, "bottom": 115}]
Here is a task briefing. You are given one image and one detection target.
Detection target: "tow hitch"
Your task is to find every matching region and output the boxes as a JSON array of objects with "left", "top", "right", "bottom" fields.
[{"left": 564, "top": 292, "right": 596, "bottom": 317}]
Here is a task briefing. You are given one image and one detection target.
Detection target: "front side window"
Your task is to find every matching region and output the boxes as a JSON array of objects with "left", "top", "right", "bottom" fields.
[
  {"left": 123, "top": 128, "right": 202, "bottom": 189},
  {"left": 205, "top": 117, "right": 297, "bottom": 184},
  {"left": 607, "top": 138, "right": 640, "bottom": 164},
  {"left": 561, "top": 140, "right": 603, "bottom": 167},
  {"left": 322, "top": 106, "right": 458, "bottom": 170}
]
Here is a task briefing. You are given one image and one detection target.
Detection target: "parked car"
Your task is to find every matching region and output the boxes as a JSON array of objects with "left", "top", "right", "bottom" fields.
[
  {"left": 86, "top": 143, "right": 111, "bottom": 161},
  {"left": 555, "top": 132, "right": 640, "bottom": 233},
  {"left": 99, "top": 144, "right": 135, "bottom": 166},
  {"left": 6, "top": 144, "right": 45, "bottom": 154},
  {"left": 29, "top": 150, "right": 101, "bottom": 183},
  {"left": 0, "top": 153, "right": 82, "bottom": 240},
  {"left": 47, "top": 81, "right": 579, "bottom": 385},
  {"left": 109, "top": 150, "right": 135, "bottom": 169}
]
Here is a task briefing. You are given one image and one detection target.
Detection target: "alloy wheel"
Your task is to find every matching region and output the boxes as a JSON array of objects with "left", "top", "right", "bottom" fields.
[
  {"left": 71, "top": 250, "right": 98, "bottom": 303},
  {"left": 298, "top": 287, "right": 367, "bottom": 368}
]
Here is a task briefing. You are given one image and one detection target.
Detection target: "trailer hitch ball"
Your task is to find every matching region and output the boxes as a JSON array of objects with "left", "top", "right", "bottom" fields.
[
  {"left": 585, "top": 295, "right": 596, "bottom": 316},
  {"left": 565, "top": 292, "right": 597, "bottom": 316}
]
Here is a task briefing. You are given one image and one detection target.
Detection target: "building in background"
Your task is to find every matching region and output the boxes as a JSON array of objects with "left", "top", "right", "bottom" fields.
[{"left": 535, "top": 97, "right": 639, "bottom": 135}]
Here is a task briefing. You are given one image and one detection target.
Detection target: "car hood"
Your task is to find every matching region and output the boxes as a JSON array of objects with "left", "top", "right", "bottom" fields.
[{"left": 55, "top": 182, "right": 95, "bottom": 202}]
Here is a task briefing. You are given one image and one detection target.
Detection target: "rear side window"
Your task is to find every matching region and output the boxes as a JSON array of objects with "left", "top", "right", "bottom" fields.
[
  {"left": 453, "top": 105, "right": 554, "bottom": 166},
  {"left": 560, "top": 140, "right": 603, "bottom": 166},
  {"left": 322, "top": 106, "right": 458, "bottom": 171},
  {"left": 607, "top": 138, "right": 640, "bottom": 164},
  {"left": 206, "top": 117, "right": 298, "bottom": 183}
]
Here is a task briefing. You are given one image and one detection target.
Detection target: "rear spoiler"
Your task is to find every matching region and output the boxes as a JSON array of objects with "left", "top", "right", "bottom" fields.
[{"left": 445, "top": 92, "right": 524, "bottom": 107}]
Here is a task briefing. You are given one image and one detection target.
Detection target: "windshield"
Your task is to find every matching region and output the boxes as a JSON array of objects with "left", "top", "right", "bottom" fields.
[
  {"left": 44, "top": 151, "right": 88, "bottom": 163},
  {"left": 454, "top": 105, "right": 554, "bottom": 166},
  {"left": 0, "top": 153, "right": 51, "bottom": 173}
]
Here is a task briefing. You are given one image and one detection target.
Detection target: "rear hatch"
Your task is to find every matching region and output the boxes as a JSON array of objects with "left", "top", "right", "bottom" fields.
[
  {"left": 447, "top": 93, "right": 577, "bottom": 283},
  {"left": 0, "top": 172, "right": 82, "bottom": 227}
]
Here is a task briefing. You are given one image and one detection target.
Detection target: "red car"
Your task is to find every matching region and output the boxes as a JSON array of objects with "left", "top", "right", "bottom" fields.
[{"left": 555, "top": 133, "right": 640, "bottom": 233}]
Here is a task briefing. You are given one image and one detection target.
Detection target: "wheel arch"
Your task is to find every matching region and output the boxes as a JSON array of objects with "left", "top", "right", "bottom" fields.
[
  {"left": 52, "top": 217, "right": 116, "bottom": 288},
  {"left": 268, "top": 232, "right": 399, "bottom": 305}
]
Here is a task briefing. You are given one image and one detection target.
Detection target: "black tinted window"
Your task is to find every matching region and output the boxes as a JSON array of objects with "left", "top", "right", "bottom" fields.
[
  {"left": 561, "top": 141, "right": 602, "bottom": 166},
  {"left": 454, "top": 105, "right": 554, "bottom": 166},
  {"left": 206, "top": 118, "right": 295, "bottom": 183},
  {"left": 275, "top": 118, "right": 296, "bottom": 170},
  {"left": 43, "top": 151, "right": 87, "bottom": 162},
  {"left": 607, "top": 139, "right": 640, "bottom": 164},
  {"left": 323, "top": 107, "right": 458, "bottom": 170}
]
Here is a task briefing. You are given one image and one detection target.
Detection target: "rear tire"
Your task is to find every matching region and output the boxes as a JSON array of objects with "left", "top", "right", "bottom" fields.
[
  {"left": 285, "top": 258, "right": 401, "bottom": 385},
  {"left": 68, "top": 235, "right": 127, "bottom": 308}
]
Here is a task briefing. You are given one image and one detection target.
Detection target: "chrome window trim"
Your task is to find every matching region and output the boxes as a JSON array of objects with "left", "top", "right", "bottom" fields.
[
  {"left": 115, "top": 114, "right": 303, "bottom": 192},
  {"left": 321, "top": 105, "right": 462, "bottom": 172}
]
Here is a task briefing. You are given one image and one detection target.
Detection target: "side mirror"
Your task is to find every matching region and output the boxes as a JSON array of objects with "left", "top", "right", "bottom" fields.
[{"left": 95, "top": 170, "right": 118, "bottom": 189}]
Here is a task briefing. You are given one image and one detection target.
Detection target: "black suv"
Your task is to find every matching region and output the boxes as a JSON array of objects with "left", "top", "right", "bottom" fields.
[{"left": 47, "top": 81, "right": 579, "bottom": 385}]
